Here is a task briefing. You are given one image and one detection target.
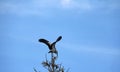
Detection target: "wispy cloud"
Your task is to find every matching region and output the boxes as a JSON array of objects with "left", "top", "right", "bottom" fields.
[
  {"left": 0, "top": 1, "right": 48, "bottom": 16},
  {"left": 60, "top": 0, "right": 92, "bottom": 10},
  {"left": 0, "top": 0, "right": 119, "bottom": 16},
  {"left": 60, "top": 42, "right": 120, "bottom": 56}
]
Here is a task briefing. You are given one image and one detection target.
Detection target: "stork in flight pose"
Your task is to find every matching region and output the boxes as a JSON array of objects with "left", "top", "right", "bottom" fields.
[{"left": 38, "top": 36, "right": 62, "bottom": 56}]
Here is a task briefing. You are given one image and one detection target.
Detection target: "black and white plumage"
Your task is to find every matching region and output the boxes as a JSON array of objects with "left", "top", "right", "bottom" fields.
[{"left": 38, "top": 36, "right": 62, "bottom": 55}]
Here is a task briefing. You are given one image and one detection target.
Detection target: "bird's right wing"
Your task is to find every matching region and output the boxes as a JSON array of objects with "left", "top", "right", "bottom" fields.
[{"left": 55, "top": 36, "right": 62, "bottom": 42}]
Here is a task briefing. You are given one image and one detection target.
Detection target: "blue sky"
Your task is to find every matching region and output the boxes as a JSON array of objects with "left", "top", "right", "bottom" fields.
[{"left": 0, "top": 0, "right": 120, "bottom": 72}]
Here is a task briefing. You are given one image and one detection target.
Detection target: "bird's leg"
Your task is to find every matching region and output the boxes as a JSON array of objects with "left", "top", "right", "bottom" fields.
[{"left": 51, "top": 52, "right": 55, "bottom": 72}]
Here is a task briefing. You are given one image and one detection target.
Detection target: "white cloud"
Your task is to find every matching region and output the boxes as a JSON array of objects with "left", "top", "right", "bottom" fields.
[
  {"left": 60, "top": 42, "right": 120, "bottom": 56},
  {"left": 61, "top": 0, "right": 74, "bottom": 8},
  {"left": 0, "top": 1, "right": 59, "bottom": 16},
  {"left": 0, "top": 0, "right": 119, "bottom": 16},
  {"left": 60, "top": 0, "right": 92, "bottom": 10}
]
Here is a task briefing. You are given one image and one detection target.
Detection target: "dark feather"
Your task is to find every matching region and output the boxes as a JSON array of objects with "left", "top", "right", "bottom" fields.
[
  {"left": 39, "top": 39, "right": 49, "bottom": 43},
  {"left": 38, "top": 36, "right": 62, "bottom": 55},
  {"left": 56, "top": 36, "right": 62, "bottom": 42},
  {"left": 38, "top": 39, "right": 51, "bottom": 50}
]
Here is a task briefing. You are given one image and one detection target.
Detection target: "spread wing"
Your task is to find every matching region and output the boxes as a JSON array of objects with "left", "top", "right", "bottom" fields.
[
  {"left": 51, "top": 36, "right": 62, "bottom": 50},
  {"left": 38, "top": 39, "right": 51, "bottom": 50},
  {"left": 51, "top": 36, "right": 62, "bottom": 48},
  {"left": 55, "top": 36, "right": 62, "bottom": 42}
]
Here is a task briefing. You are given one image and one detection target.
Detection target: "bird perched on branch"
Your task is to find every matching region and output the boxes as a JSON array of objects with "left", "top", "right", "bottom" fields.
[{"left": 38, "top": 36, "right": 62, "bottom": 56}]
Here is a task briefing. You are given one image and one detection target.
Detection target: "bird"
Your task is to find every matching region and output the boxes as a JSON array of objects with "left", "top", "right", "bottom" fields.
[{"left": 38, "top": 36, "right": 62, "bottom": 56}]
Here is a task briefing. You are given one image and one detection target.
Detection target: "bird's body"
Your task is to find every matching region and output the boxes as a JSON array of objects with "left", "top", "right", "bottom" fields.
[{"left": 39, "top": 36, "right": 62, "bottom": 56}]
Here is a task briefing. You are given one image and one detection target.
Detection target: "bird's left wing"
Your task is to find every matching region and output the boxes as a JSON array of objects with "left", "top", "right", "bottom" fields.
[{"left": 38, "top": 39, "right": 51, "bottom": 49}]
